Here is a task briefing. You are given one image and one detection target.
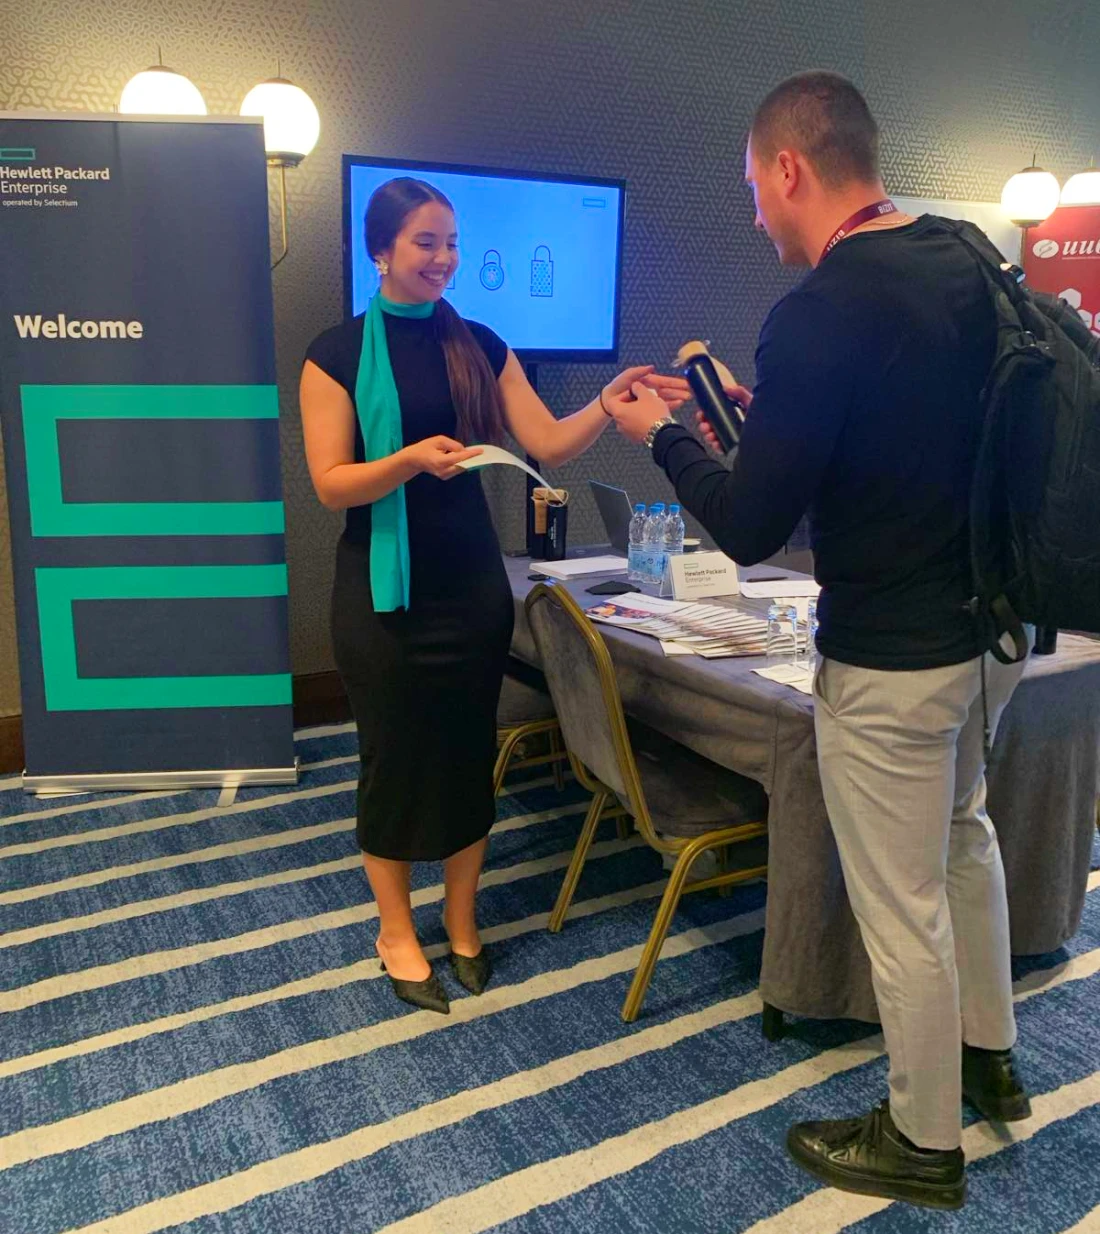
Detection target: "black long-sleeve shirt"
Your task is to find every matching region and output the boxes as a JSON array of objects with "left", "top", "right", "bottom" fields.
[{"left": 654, "top": 216, "right": 997, "bottom": 670}]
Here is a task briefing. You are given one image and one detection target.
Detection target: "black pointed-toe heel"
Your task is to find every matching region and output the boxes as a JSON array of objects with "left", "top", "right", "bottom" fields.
[
  {"left": 379, "top": 958, "right": 450, "bottom": 1015},
  {"left": 448, "top": 948, "right": 492, "bottom": 995}
]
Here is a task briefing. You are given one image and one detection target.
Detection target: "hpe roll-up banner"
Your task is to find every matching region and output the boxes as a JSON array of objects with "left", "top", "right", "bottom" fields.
[{"left": 0, "top": 114, "right": 296, "bottom": 792}]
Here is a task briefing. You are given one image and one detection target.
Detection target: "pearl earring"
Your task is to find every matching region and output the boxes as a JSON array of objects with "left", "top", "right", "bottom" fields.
[{"left": 375, "top": 258, "right": 389, "bottom": 276}]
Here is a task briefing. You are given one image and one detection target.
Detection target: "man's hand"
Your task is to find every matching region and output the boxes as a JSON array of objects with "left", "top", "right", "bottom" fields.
[
  {"left": 696, "top": 383, "right": 754, "bottom": 453},
  {"left": 605, "top": 381, "right": 673, "bottom": 444}
]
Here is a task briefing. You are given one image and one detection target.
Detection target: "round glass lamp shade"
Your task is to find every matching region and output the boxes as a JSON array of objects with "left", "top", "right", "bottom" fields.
[
  {"left": 1060, "top": 167, "right": 1100, "bottom": 207},
  {"left": 119, "top": 66, "right": 207, "bottom": 116},
  {"left": 240, "top": 78, "right": 320, "bottom": 166},
  {"left": 1000, "top": 166, "right": 1061, "bottom": 227}
]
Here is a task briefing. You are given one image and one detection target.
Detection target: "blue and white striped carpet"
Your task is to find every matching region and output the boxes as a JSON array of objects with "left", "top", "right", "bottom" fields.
[{"left": 2, "top": 721, "right": 1099, "bottom": 1234}]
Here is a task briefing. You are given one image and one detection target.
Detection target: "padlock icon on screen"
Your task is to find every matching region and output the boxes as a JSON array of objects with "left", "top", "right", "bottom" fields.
[
  {"left": 479, "top": 249, "right": 505, "bottom": 291},
  {"left": 530, "top": 244, "right": 554, "bottom": 297}
]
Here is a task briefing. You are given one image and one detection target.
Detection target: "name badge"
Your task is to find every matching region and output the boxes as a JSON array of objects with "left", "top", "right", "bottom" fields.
[{"left": 667, "top": 551, "right": 741, "bottom": 600}]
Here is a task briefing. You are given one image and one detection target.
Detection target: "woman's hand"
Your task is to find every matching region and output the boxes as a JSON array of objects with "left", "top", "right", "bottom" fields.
[
  {"left": 602, "top": 365, "right": 691, "bottom": 415},
  {"left": 402, "top": 435, "right": 483, "bottom": 480},
  {"left": 696, "top": 383, "right": 754, "bottom": 453},
  {"left": 604, "top": 381, "right": 674, "bottom": 444}
]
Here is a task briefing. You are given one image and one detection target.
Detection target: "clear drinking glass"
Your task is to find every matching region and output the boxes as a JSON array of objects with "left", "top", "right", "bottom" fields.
[
  {"left": 766, "top": 602, "right": 799, "bottom": 666},
  {"left": 797, "top": 598, "right": 819, "bottom": 672}
]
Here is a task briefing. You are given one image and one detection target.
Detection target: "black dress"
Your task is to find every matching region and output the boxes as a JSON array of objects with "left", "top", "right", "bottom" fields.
[{"left": 304, "top": 312, "right": 514, "bottom": 861}]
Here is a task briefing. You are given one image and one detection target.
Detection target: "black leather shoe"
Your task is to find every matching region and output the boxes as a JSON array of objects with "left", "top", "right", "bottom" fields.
[
  {"left": 449, "top": 948, "right": 492, "bottom": 995},
  {"left": 963, "top": 1044, "right": 1031, "bottom": 1122},
  {"left": 378, "top": 958, "right": 450, "bottom": 1015},
  {"left": 786, "top": 1100, "right": 966, "bottom": 1211}
]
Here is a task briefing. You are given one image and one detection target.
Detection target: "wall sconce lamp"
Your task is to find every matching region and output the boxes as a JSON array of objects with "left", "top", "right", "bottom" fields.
[
  {"left": 1000, "top": 155, "right": 1061, "bottom": 228},
  {"left": 1060, "top": 159, "right": 1100, "bottom": 207},
  {"left": 240, "top": 72, "right": 321, "bottom": 270},
  {"left": 119, "top": 54, "right": 320, "bottom": 271},
  {"left": 119, "top": 49, "right": 207, "bottom": 116}
]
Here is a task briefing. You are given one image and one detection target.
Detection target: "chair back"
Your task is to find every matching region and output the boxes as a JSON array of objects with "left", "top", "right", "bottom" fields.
[{"left": 524, "top": 583, "right": 648, "bottom": 818}]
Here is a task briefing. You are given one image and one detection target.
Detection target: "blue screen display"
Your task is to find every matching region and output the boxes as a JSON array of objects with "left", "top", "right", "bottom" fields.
[{"left": 346, "top": 160, "right": 624, "bottom": 356}]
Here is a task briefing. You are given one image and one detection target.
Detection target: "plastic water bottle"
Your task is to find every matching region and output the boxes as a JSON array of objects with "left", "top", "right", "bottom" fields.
[
  {"left": 664, "top": 503, "right": 685, "bottom": 556},
  {"left": 644, "top": 504, "right": 666, "bottom": 549},
  {"left": 643, "top": 503, "right": 666, "bottom": 588},
  {"left": 627, "top": 502, "right": 647, "bottom": 582}
]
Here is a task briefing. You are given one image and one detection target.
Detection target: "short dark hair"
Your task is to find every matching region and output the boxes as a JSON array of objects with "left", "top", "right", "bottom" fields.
[{"left": 750, "top": 71, "right": 880, "bottom": 188}]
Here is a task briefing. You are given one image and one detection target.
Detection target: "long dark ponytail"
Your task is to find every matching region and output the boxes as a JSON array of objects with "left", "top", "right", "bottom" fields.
[{"left": 365, "top": 177, "right": 508, "bottom": 446}]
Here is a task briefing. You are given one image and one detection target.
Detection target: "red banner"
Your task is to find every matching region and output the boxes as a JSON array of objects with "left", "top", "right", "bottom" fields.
[{"left": 1023, "top": 204, "right": 1100, "bottom": 339}]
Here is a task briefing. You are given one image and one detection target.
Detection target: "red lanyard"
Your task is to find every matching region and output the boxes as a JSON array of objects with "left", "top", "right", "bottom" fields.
[{"left": 820, "top": 199, "right": 898, "bottom": 262}]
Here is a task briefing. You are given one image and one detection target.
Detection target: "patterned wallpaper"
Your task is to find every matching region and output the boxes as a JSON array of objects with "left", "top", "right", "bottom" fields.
[{"left": 1, "top": 0, "right": 1098, "bottom": 713}]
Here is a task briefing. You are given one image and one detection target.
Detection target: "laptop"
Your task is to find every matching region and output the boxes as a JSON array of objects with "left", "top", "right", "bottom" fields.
[{"left": 588, "top": 480, "right": 634, "bottom": 554}]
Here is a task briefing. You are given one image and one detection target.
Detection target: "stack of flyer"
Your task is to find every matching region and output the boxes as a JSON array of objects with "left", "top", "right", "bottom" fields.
[{"left": 585, "top": 593, "right": 770, "bottom": 658}]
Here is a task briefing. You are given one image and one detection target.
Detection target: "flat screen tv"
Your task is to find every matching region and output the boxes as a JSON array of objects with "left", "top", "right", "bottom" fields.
[{"left": 343, "top": 155, "right": 625, "bottom": 362}]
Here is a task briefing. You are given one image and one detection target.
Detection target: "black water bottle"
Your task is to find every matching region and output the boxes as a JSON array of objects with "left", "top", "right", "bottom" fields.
[
  {"left": 1032, "top": 626, "right": 1058, "bottom": 655},
  {"left": 676, "top": 340, "right": 746, "bottom": 454}
]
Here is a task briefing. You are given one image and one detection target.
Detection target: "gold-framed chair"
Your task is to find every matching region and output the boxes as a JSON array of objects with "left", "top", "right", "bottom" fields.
[
  {"left": 525, "top": 581, "right": 770, "bottom": 1023},
  {"left": 493, "top": 660, "right": 570, "bottom": 797}
]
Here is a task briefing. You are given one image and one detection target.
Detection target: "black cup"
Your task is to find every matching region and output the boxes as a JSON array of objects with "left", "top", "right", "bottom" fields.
[{"left": 544, "top": 502, "right": 568, "bottom": 560}]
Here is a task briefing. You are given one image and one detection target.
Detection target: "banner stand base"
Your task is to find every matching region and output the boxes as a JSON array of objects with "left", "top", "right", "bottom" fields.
[{"left": 21, "top": 761, "right": 300, "bottom": 796}]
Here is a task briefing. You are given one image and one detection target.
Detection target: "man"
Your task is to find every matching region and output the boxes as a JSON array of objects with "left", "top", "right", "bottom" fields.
[{"left": 608, "top": 71, "right": 1030, "bottom": 1211}]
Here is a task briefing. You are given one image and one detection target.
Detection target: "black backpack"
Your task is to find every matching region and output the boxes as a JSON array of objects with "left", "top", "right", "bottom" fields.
[{"left": 938, "top": 217, "right": 1100, "bottom": 663}]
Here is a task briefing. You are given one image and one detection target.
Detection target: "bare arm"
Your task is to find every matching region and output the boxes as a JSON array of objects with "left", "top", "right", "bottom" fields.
[
  {"left": 496, "top": 350, "right": 691, "bottom": 468},
  {"left": 300, "top": 360, "right": 481, "bottom": 511}
]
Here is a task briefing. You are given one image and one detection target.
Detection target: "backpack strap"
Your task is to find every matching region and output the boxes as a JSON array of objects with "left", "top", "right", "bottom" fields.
[
  {"left": 989, "top": 595, "right": 1030, "bottom": 664},
  {"left": 931, "top": 216, "right": 1032, "bottom": 307},
  {"left": 932, "top": 218, "right": 1036, "bottom": 666},
  {"left": 934, "top": 215, "right": 1013, "bottom": 273}
]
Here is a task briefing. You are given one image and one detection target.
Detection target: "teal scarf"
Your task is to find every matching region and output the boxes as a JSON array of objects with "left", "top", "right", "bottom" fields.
[{"left": 355, "top": 293, "right": 435, "bottom": 611}]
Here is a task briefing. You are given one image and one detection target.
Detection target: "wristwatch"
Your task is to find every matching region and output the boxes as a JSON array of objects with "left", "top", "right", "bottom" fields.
[{"left": 643, "top": 417, "right": 675, "bottom": 450}]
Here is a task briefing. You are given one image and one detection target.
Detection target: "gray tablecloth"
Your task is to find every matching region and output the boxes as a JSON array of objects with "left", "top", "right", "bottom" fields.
[{"left": 505, "top": 556, "right": 1100, "bottom": 1022}]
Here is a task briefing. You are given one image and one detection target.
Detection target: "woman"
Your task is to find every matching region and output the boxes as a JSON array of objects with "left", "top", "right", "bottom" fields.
[{"left": 300, "top": 177, "right": 688, "bottom": 1015}]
